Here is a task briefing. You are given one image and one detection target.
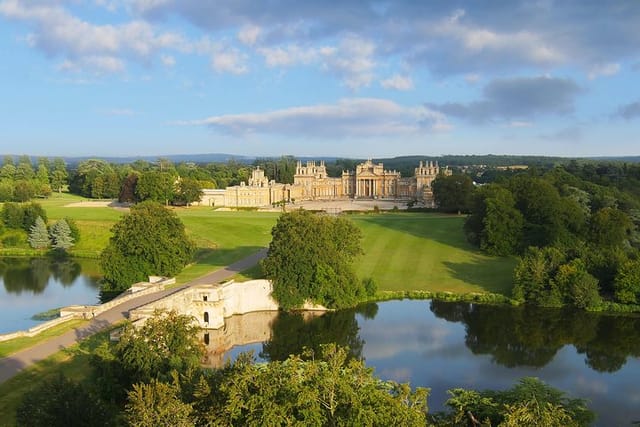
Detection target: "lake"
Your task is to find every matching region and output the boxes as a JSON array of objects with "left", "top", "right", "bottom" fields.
[
  {"left": 0, "top": 257, "right": 102, "bottom": 334},
  {"left": 217, "top": 299, "right": 640, "bottom": 426}
]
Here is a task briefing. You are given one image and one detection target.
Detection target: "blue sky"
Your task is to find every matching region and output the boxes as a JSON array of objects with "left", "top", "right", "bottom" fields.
[{"left": 1, "top": 0, "right": 639, "bottom": 158}]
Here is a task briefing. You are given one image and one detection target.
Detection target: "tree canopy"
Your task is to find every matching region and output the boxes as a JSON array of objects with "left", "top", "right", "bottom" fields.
[
  {"left": 100, "top": 201, "right": 195, "bottom": 290},
  {"left": 261, "top": 210, "right": 372, "bottom": 310}
]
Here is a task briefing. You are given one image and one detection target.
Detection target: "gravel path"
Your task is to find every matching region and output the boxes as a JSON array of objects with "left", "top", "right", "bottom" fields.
[{"left": 0, "top": 248, "right": 267, "bottom": 384}]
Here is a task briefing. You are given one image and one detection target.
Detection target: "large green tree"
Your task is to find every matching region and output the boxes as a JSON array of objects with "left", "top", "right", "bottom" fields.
[
  {"left": 100, "top": 201, "right": 195, "bottom": 290},
  {"left": 136, "top": 171, "right": 176, "bottom": 205},
  {"left": 205, "top": 345, "right": 428, "bottom": 426},
  {"left": 464, "top": 184, "right": 523, "bottom": 256},
  {"left": 432, "top": 173, "right": 474, "bottom": 213},
  {"left": 261, "top": 210, "right": 370, "bottom": 310}
]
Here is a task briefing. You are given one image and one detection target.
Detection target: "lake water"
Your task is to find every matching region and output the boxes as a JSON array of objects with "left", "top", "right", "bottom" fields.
[
  {"left": 218, "top": 300, "right": 640, "bottom": 426},
  {"left": 0, "top": 257, "right": 102, "bottom": 334}
]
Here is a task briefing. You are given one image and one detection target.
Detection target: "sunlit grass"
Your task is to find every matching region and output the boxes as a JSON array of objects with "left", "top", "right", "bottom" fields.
[
  {"left": 350, "top": 213, "right": 516, "bottom": 295},
  {"left": 0, "top": 319, "right": 88, "bottom": 358}
]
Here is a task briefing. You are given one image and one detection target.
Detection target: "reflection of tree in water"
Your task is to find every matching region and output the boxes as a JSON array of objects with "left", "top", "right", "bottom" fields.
[
  {"left": 430, "top": 300, "right": 640, "bottom": 372},
  {"left": 49, "top": 259, "right": 82, "bottom": 286},
  {"left": 2, "top": 258, "right": 51, "bottom": 295},
  {"left": 260, "top": 305, "right": 372, "bottom": 362}
]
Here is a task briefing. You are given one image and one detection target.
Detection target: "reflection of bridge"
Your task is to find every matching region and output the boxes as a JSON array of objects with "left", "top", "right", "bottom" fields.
[{"left": 201, "top": 311, "right": 278, "bottom": 367}]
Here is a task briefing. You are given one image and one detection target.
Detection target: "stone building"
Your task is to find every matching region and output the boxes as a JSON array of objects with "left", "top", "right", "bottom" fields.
[{"left": 198, "top": 158, "right": 450, "bottom": 208}]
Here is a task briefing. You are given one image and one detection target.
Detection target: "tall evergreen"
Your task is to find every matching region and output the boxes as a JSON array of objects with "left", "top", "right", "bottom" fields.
[
  {"left": 28, "top": 216, "right": 50, "bottom": 249},
  {"left": 50, "top": 219, "right": 74, "bottom": 251}
]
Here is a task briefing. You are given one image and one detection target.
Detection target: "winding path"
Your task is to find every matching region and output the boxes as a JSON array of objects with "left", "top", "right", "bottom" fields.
[{"left": 0, "top": 249, "right": 267, "bottom": 384}]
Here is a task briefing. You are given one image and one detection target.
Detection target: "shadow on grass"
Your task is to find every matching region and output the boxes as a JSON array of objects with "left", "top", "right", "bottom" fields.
[
  {"left": 353, "top": 213, "right": 475, "bottom": 252},
  {"left": 74, "top": 319, "right": 112, "bottom": 341},
  {"left": 443, "top": 257, "right": 517, "bottom": 296},
  {"left": 192, "top": 246, "right": 265, "bottom": 267}
]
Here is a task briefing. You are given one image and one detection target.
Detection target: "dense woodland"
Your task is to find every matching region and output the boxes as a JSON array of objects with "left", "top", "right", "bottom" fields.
[{"left": 433, "top": 162, "right": 640, "bottom": 310}]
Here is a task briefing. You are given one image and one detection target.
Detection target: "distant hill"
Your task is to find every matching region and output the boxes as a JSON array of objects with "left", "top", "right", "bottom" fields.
[{"left": 2, "top": 152, "right": 639, "bottom": 169}]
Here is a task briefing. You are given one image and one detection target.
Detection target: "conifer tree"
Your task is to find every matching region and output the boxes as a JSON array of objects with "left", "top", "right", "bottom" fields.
[
  {"left": 50, "top": 219, "right": 74, "bottom": 251},
  {"left": 28, "top": 216, "right": 49, "bottom": 249}
]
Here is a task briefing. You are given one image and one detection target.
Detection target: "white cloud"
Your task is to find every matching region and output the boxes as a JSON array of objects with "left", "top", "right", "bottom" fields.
[
  {"left": 238, "top": 24, "right": 261, "bottom": 46},
  {"left": 587, "top": 62, "right": 620, "bottom": 80},
  {"left": 176, "top": 98, "right": 451, "bottom": 137},
  {"left": 57, "top": 55, "right": 125, "bottom": 73},
  {"left": 380, "top": 74, "right": 414, "bottom": 91},
  {"left": 321, "top": 35, "right": 376, "bottom": 89},
  {"left": 211, "top": 48, "right": 247, "bottom": 74},
  {"left": 258, "top": 44, "right": 321, "bottom": 67},
  {"left": 427, "top": 9, "right": 564, "bottom": 67},
  {"left": 160, "top": 54, "right": 175, "bottom": 67}
]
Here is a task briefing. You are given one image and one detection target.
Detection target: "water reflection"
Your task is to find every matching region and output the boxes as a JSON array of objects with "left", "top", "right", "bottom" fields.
[
  {"left": 429, "top": 300, "right": 640, "bottom": 373},
  {"left": 218, "top": 300, "right": 640, "bottom": 426},
  {"left": 260, "top": 305, "right": 368, "bottom": 362},
  {"left": 0, "top": 257, "right": 99, "bottom": 295},
  {"left": 0, "top": 257, "right": 102, "bottom": 334}
]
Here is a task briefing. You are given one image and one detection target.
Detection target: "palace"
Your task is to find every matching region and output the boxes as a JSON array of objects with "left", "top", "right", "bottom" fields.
[{"left": 199, "top": 159, "right": 450, "bottom": 208}]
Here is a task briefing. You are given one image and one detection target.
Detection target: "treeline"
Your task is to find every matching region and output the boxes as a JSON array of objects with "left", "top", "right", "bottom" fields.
[
  {"left": 0, "top": 155, "right": 67, "bottom": 202},
  {"left": 15, "top": 310, "right": 594, "bottom": 426},
  {"left": 436, "top": 162, "right": 640, "bottom": 310}
]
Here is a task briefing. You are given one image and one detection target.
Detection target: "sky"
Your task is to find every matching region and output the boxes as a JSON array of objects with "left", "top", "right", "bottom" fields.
[{"left": 1, "top": 0, "right": 639, "bottom": 159}]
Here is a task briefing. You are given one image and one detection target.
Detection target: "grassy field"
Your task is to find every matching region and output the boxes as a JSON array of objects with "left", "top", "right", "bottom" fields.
[
  {"left": 2, "top": 195, "right": 516, "bottom": 293},
  {"left": 0, "top": 319, "right": 88, "bottom": 358},
  {"left": 175, "top": 208, "right": 278, "bottom": 283},
  {"left": 350, "top": 213, "right": 516, "bottom": 295}
]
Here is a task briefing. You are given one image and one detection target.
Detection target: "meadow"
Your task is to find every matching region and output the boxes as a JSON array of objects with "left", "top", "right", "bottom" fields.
[{"left": 2, "top": 193, "right": 516, "bottom": 293}]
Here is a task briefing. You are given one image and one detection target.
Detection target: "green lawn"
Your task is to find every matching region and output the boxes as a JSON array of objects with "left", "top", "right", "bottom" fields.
[
  {"left": 350, "top": 213, "right": 516, "bottom": 295},
  {"left": 3, "top": 195, "right": 516, "bottom": 294},
  {"left": 175, "top": 209, "right": 278, "bottom": 283},
  {"left": 0, "top": 319, "right": 88, "bottom": 358}
]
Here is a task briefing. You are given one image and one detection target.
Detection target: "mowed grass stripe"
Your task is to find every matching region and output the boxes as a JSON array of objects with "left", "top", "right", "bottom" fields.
[{"left": 350, "top": 213, "right": 516, "bottom": 295}]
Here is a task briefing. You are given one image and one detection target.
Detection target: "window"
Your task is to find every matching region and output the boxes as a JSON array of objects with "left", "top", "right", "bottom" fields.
[
  {"left": 204, "top": 312, "right": 209, "bottom": 323},
  {"left": 203, "top": 333, "right": 210, "bottom": 345},
  {"left": 203, "top": 295, "right": 208, "bottom": 301}
]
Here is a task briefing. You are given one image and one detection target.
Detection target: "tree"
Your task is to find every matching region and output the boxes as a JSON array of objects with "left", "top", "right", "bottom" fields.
[
  {"left": 28, "top": 216, "right": 49, "bottom": 249},
  {"left": 136, "top": 171, "right": 176, "bottom": 205},
  {"left": 206, "top": 345, "right": 428, "bottom": 426},
  {"left": 100, "top": 201, "right": 195, "bottom": 290},
  {"left": 614, "top": 258, "right": 640, "bottom": 304},
  {"left": 22, "top": 202, "right": 47, "bottom": 232},
  {"left": 465, "top": 184, "right": 523, "bottom": 256},
  {"left": 1, "top": 202, "right": 23, "bottom": 228},
  {"left": 16, "top": 374, "right": 111, "bottom": 427},
  {"left": 588, "top": 207, "right": 633, "bottom": 248},
  {"left": 118, "top": 173, "right": 138, "bottom": 203},
  {"left": 174, "top": 177, "right": 203, "bottom": 206},
  {"left": 59, "top": 217, "right": 80, "bottom": 245},
  {"left": 50, "top": 158, "right": 68, "bottom": 193},
  {"left": 125, "top": 380, "right": 194, "bottom": 427},
  {"left": 91, "top": 310, "right": 204, "bottom": 402},
  {"left": 442, "top": 377, "right": 594, "bottom": 427},
  {"left": 513, "top": 246, "right": 566, "bottom": 306},
  {"left": 261, "top": 210, "right": 369, "bottom": 310},
  {"left": 432, "top": 173, "right": 474, "bottom": 213},
  {"left": 50, "top": 218, "right": 74, "bottom": 251},
  {"left": 554, "top": 259, "right": 601, "bottom": 309}
]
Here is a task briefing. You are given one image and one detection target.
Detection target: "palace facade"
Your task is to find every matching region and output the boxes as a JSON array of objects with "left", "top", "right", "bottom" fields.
[{"left": 199, "top": 159, "right": 450, "bottom": 208}]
